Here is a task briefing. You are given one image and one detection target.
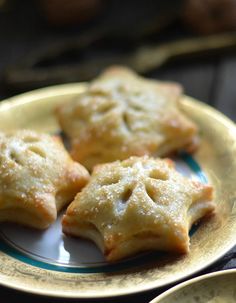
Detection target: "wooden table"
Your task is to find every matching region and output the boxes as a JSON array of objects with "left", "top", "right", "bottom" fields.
[{"left": 0, "top": 2, "right": 235, "bottom": 302}]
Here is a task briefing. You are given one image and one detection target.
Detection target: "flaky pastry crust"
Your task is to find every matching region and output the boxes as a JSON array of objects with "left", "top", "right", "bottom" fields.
[
  {"left": 62, "top": 156, "right": 215, "bottom": 262},
  {"left": 56, "top": 66, "right": 198, "bottom": 170},
  {"left": 0, "top": 130, "right": 89, "bottom": 229}
]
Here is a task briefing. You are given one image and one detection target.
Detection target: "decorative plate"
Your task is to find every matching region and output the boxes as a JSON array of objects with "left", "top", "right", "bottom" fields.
[
  {"left": 0, "top": 83, "right": 235, "bottom": 299},
  {"left": 150, "top": 269, "right": 236, "bottom": 302}
]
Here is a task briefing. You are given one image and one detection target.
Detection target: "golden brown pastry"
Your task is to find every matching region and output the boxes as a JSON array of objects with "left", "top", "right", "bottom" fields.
[
  {"left": 62, "top": 156, "right": 215, "bottom": 262},
  {"left": 56, "top": 66, "right": 198, "bottom": 170},
  {"left": 0, "top": 130, "right": 89, "bottom": 229}
]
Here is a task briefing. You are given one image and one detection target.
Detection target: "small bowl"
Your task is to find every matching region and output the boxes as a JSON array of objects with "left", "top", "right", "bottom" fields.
[{"left": 150, "top": 269, "right": 236, "bottom": 303}]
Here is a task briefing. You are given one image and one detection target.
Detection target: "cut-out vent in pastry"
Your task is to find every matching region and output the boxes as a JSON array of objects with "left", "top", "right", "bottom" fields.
[
  {"left": 56, "top": 66, "right": 198, "bottom": 170},
  {"left": 0, "top": 130, "right": 89, "bottom": 229},
  {"left": 62, "top": 156, "right": 215, "bottom": 262}
]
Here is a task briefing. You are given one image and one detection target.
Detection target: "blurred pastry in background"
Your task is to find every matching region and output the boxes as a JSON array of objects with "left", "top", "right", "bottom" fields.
[
  {"left": 40, "top": 0, "right": 103, "bottom": 26},
  {"left": 183, "top": 0, "right": 236, "bottom": 34}
]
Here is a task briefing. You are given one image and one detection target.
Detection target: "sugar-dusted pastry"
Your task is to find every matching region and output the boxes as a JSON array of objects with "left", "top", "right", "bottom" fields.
[
  {"left": 0, "top": 130, "right": 89, "bottom": 229},
  {"left": 62, "top": 156, "right": 215, "bottom": 262},
  {"left": 56, "top": 66, "right": 198, "bottom": 170}
]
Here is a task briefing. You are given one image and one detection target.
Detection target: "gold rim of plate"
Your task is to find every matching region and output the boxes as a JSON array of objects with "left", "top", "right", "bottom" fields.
[
  {"left": 0, "top": 83, "right": 236, "bottom": 298},
  {"left": 150, "top": 269, "right": 236, "bottom": 302}
]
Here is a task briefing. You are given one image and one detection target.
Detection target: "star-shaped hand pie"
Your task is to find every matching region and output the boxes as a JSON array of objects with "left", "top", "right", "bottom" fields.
[
  {"left": 56, "top": 66, "right": 198, "bottom": 170},
  {"left": 0, "top": 130, "right": 89, "bottom": 229},
  {"left": 62, "top": 156, "right": 214, "bottom": 262}
]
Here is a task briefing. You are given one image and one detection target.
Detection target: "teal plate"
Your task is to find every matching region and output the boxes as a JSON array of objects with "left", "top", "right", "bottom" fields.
[{"left": 0, "top": 84, "right": 235, "bottom": 298}]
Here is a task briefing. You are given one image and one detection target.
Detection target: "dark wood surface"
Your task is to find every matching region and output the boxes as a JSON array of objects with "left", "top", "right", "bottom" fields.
[{"left": 0, "top": 2, "right": 235, "bottom": 302}]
